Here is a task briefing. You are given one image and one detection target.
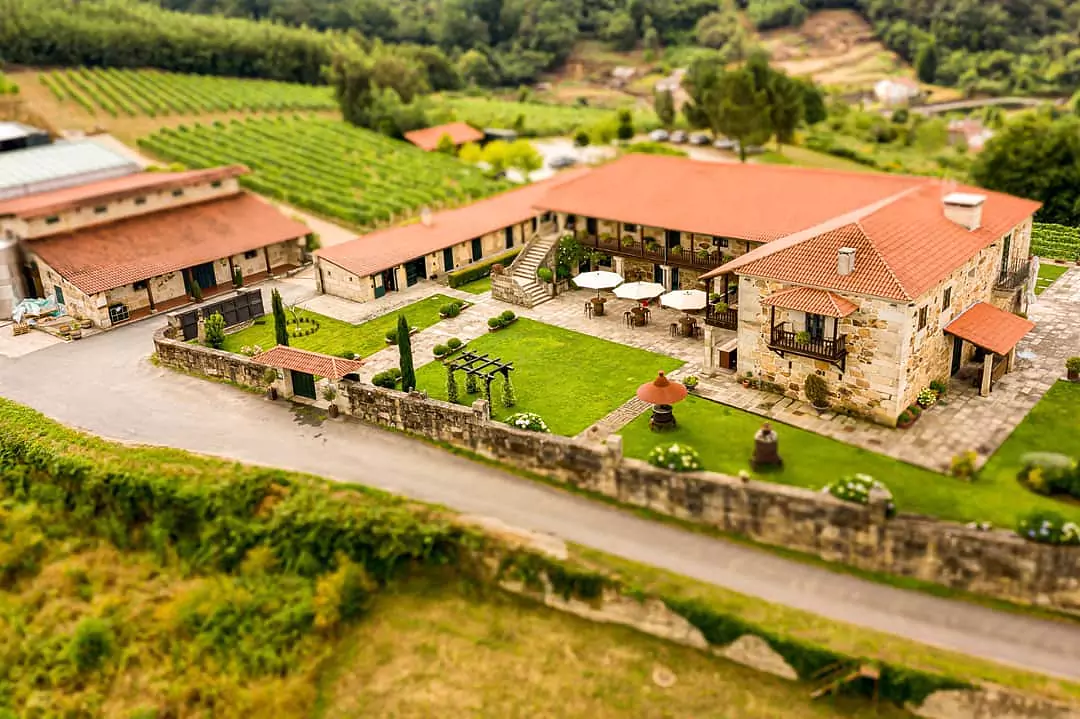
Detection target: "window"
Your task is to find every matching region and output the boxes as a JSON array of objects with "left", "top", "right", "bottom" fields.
[
  {"left": 244, "top": 250, "right": 259, "bottom": 259},
  {"left": 713, "top": 236, "right": 729, "bottom": 248},
  {"left": 172, "top": 189, "right": 184, "bottom": 198},
  {"left": 45, "top": 216, "right": 60, "bottom": 225},
  {"left": 918, "top": 306, "right": 928, "bottom": 330},
  {"left": 134, "top": 196, "right": 147, "bottom": 206},
  {"left": 210, "top": 180, "right": 222, "bottom": 189},
  {"left": 133, "top": 280, "right": 148, "bottom": 291},
  {"left": 806, "top": 313, "right": 826, "bottom": 342},
  {"left": 623, "top": 223, "right": 637, "bottom": 232},
  {"left": 93, "top": 206, "right": 108, "bottom": 215},
  {"left": 942, "top": 287, "right": 952, "bottom": 309}
]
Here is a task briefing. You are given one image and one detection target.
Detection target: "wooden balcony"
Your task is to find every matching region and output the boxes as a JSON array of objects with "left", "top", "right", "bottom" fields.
[
  {"left": 705, "top": 304, "right": 738, "bottom": 330},
  {"left": 583, "top": 234, "right": 723, "bottom": 271},
  {"left": 768, "top": 326, "right": 847, "bottom": 370}
]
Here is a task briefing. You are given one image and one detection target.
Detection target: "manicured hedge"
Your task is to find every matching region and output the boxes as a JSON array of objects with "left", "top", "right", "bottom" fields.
[{"left": 447, "top": 247, "right": 522, "bottom": 288}]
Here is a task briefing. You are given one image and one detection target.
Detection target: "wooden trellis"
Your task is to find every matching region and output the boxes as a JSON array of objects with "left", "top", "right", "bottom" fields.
[{"left": 447, "top": 351, "right": 514, "bottom": 402}]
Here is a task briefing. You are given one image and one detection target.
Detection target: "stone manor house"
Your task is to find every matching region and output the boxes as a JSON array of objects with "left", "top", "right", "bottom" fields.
[{"left": 318, "top": 153, "right": 1038, "bottom": 427}]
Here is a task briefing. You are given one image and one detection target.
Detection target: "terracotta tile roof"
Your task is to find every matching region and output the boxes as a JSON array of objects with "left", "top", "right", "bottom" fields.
[
  {"left": 252, "top": 345, "right": 363, "bottom": 380},
  {"left": 0, "top": 166, "right": 248, "bottom": 220},
  {"left": 315, "top": 169, "right": 590, "bottom": 278},
  {"left": 762, "top": 286, "right": 858, "bottom": 318},
  {"left": 27, "top": 193, "right": 309, "bottom": 295},
  {"left": 404, "top": 122, "right": 485, "bottom": 151},
  {"left": 534, "top": 154, "right": 926, "bottom": 242},
  {"left": 945, "top": 302, "right": 1035, "bottom": 355},
  {"left": 712, "top": 182, "right": 1040, "bottom": 301}
]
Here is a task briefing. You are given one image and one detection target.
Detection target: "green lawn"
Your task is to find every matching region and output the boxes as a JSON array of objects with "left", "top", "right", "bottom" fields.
[
  {"left": 620, "top": 390, "right": 1080, "bottom": 527},
  {"left": 1036, "top": 263, "right": 1070, "bottom": 295},
  {"left": 414, "top": 318, "right": 683, "bottom": 436},
  {"left": 221, "top": 295, "right": 457, "bottom": 359},
  {"left": 455, "top": 276, "right": 492, "bottom": 295},
  {"left": 758, "top": 144, "right": 876, "bottom": 173}
]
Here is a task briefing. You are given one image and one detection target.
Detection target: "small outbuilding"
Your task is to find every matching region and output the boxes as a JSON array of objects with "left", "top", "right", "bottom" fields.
[
  {"left": 0, "top": 122, "right": 50, "bottom": 154},
  {"left": 404, "top": 122, "right": 485, "bottom": 152}
]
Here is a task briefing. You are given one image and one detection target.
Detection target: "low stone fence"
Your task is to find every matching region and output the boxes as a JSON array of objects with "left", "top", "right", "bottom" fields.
[{"left": 154, "top": 329, "right": 1080, "bottom": 615}]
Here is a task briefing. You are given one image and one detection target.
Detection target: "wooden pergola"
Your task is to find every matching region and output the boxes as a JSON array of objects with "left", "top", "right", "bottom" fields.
[{"left": 447, "top": 350, "right": 514, "bottom": 402}]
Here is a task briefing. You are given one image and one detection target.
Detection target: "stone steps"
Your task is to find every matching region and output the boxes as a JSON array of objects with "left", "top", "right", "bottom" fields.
[{"left": 504, "top": 233, "right": 559, "bottom": 308}]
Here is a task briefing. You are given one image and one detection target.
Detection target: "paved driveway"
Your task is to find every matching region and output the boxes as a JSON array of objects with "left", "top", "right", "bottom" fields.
[{"left": 1, "top": 313, "right": 1080, "bottom": 681}]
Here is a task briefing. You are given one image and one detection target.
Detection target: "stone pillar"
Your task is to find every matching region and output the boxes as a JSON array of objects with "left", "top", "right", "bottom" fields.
[
  {"left": 281, "top": 369, "right": 295, "bottom": 399},
  {"left": 472, "top": 398, "right": 491, "bottom": 422},
  {"left": 1006, "top": 347, "right": 1016, "bottom": 372},
  {"left": 196, "top": 316, "right": 206, "bottom": 344},
  {"left": 703, "top": 325, "right": 717, "bottom": 371},
  {"left": 980, "top": 353, "right": 994, "bottom": 397}
]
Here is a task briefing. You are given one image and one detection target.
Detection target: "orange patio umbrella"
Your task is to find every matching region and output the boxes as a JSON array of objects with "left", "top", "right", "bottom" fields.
[{"left": 636, "top": 371, "right": 688, "bottom": 406}]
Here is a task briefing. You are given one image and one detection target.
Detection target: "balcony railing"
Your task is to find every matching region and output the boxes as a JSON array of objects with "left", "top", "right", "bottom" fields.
[
  {"left": 705, "top": 304, "right": 738, "bottom": 330},
  {"left": 768, "top": 327, "right": 847, "bottom": 369},
  {"left": 580, "top": 234, "right": 724, "bottom": 270},
  {"left": 995, "top": 260, "right": 1031, "bottom": 290}
]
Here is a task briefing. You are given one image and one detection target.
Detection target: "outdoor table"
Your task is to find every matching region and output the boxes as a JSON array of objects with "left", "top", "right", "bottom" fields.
[
  {"left": 590, "top": 296, "right": 607, "bottom": 317},
  {"left": 679, "top": 315, "right": 697, "bottom": 336}
]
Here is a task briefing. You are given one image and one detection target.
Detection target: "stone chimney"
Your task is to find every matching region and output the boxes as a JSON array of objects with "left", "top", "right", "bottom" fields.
[
  {"left": 420, "top": 207, "right": 433, "bottom": 227},
  {"left": 943, "top": 192, "right": 986, "bottom": 231},
  {"left": 837, "top": 247, "right": 856, "bottom": 276}
]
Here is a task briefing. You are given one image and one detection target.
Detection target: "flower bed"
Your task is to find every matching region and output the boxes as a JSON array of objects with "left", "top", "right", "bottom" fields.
[
  {"left": 822, "top": 473, "right": 896, "bottom": 517},
  {"left": 647, "top": 443, "right": 703, "bottom": 473},
  {"left": 506, "top": 412, "right": 549, "bottom": 433},
  {"left": 1018, "top": 510, "right": 1080, "bottom": 546}
]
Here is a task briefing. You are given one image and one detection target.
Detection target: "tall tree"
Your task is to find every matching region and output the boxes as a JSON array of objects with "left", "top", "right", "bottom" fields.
[
  {"left": 682, "top": 53, "right": 723, "bottom": 131},
  {"left": 797, "top": 78, "right": 827, "bottom": 125},
  {"left": 272, "top": 289, "right": 289, "bottom": 347},
  {"left": 616, "top": 108, "right": 634, "bottom": 140},
  {"left": 654, "top": 89, "right": 676, "bottom": 128},
  {"left": 766, "top": 72, "right": 803, "bottom": 152},
  {"left": 711, "top": 68, "right": 772, "bottom": 162},
  {"left": 915, "top": 41, "right": 939, "bottom": 84},
  {"left": 397, "top": 314, "right": 416, "bottom": 392}
]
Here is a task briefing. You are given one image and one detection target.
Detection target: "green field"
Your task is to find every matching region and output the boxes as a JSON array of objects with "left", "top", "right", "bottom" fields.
[
  {"left": 1036, "top": 263, "right": 1070, "bottom": 295},
  {"left": 455, "top": 275, "right": 493, "bottom": 294},
  {"left": 220, "top": 295, "right": 456, "bottom": 359},
  {"left": 139, "top": 116, "right": 507, "bottom": 228},
  {"left": 40, "top": 67, "right": 334, "bottom": 117},
  {"left": 1032, "top": 223, "right": 1080, "bottom": 261},
  {"left": 430, "top": 95, "right": 658, "bottom": 137},
  {"left": 620, "top": 387, "right": 1080, "bottom": 528},
  {"left": 414, "top": 319, "right": 683, "bottom": 436}
]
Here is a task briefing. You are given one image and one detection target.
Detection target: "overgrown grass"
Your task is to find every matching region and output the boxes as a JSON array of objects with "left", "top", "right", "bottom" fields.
[
  {"left": 314, "top": 578, "right": 910, "bottom": 719},
  {"left": 414, "top": 318, "right": 682, "bottom": 436},
  {"left": 220, "top": 295, "right": 457, "bottom": 359},
  {"left": 619, "top": 393, "right": 1080, "bottom": 527},
  {"left": 1036, "top": 263, "right": 1070, "bottom": 295}
]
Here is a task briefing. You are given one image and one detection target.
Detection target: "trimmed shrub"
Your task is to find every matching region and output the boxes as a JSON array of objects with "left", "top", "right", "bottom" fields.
[
  {"left": 647, "top": 443, "right": 703, "bottom": 472},
  {"left": 537, "top": 267, "right": 553, "bottom": 283},
  {"left": 823, "top": 474, "right": 896, "bottom": 516},
  {"left": 506, "top": 412, "right": 549, "bottom": 432},
  {"left": 803, "top": 374, "right": 828, "bottom": 407},
  {"left": 1017, "top": 510, "right": 1080, "bottom": 546},
  {"left": 501, "top": 375, "right": 516, "bottom": 408},
  {"left": 487, "top": 317, "right": 502, "bottom": 329},
  {"left": 440, "top": 303, "right": 461, "bottom": 318},
  {"left": 447, "top": 337, "right": 463, "bottom": 350},
  {"left": 446, "top": 368, "right": 460, "bottom": 404},
  {"left": 1018, "top": 452, "right": 1078, "bottom": 497},
  {"left": 433, "top": 344, "right": 449, "bottom": 357},
  {"left": 465, "top": 372, "right": 478, "bottom": 394},
  {"left": 447, "top": 247, "right": 522, "bottom": 288},
  {"left": 204, "top": 312, "right": 226, "bottom": 349},
  {"left": 371, "top": 371, "right": 399, "bottom": 389},
  {"left": 500, "top": 310, "right": 516, "bottom": 322}
]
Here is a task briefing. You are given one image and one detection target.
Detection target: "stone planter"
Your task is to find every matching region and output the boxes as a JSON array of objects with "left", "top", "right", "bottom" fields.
[
  {"left": 328, "top": 403, "right": 340, "bottom": 418},
  {"left": 1068, "top": 369, "right": 1080, "bottom": 381},
  {"left": 79, "top": 319, "right": 93, "bottom": 329},
  {"left": 811, "top": 401, "right": 829, "bottom": 413},
  {"left": 267, "top": 387, "right": 278, "bottom": 401},
  {"left": 70, "top": 329, "right": 82, "bottom": 340},
  {"left": 488, "top": 318, "right": 518, "bottom": 332}
]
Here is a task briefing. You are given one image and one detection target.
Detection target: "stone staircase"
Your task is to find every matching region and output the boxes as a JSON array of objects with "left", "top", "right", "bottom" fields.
[{"left": 493, "top": 233, "right": 558, "bottom": 308}]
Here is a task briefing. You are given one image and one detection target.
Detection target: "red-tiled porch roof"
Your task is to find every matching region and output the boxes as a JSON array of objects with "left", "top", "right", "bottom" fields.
[
  {"left": 944, "top": 302, "right": 1034, "bottom": 356},
  {"left": 404, "top": 122, "right": 484, "bottom": 151},
  {"left": 762, "top": 287, "right": 859, "bottom": 318},
  {"left": 252, "top": 345, "right": 363, "bottom": 380},
  {"left": 27, "top": 193, "right": 309, "bottom": 295}
]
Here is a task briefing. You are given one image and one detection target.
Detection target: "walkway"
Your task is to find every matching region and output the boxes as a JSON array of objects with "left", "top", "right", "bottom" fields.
[{"left": 1, "top": 311, "right": 1079, "bottom": 680}]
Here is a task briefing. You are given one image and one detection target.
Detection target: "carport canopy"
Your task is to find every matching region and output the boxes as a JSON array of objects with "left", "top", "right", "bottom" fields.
[
  {"left": 251, "top": 346, "right": 363, "bottom": 380},
  {"left": 944, "top": 302, "right": 1034, "bottom": 355}
]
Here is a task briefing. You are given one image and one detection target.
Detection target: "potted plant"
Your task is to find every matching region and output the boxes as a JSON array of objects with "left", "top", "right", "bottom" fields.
[
  {"left": 323, "top": 384, "right": 339, "bottom": 418},
  {"left": 77, "top": 315, "right": 92, "bottom": 329},
  {"left": 683, "top": 375, "right": 699, "bottom": 392},
  {"left": 263, "top": 367, "right": 279, "bottom": 400},
  {"left": 896, "top": 408, "right": 915, "bottom": 429},
  {"left": 795, "top": 330, "right": 811, "bottom": 345},
  {"left": 741, "top": 371, "right": 753, "bottom": 388},
  {"left": 917, "top": 387, "right": 938, "bottom": 408},
  {"left": 621, "top": 235, "right": 637, "bottom": 247},
  {"left": 69, "top": 322, "right": 82, "bottom": 340},
  {"left": 669, "top": 245, "right": 683, "bottom": 255},
  {"left": 696, "top": 248, "right": 710, "bottom": 261},
  {"left": 1067, "top": 357, "right": 1080, "bottom": 381},
  {"left": 645, "top": 239, "right": 659, "bottom": 252}
]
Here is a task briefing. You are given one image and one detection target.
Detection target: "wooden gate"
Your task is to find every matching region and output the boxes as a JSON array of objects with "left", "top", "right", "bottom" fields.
[{"left": 290, "top": 370, "right": 317, "bottom": 399}]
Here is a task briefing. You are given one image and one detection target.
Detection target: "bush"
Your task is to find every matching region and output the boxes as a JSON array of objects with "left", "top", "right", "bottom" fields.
[
  {"left": 440, "top": 303, "right": 461, "bottom": 318},
  {"left": 929, "top": 378, "right": 948, "bottom": 396},
  {"left": 500, "top": 310, "right": 516, "bottom": 322},
  {"left": 433, "top": 344, "right": 449, "bottom": 357},
  {"left": 506, "top": 412, "right": 549, "bottom": 432},
  {"left": 537, "top": 267, "right": 553, "bottom": 283},
  {"left": 385, "top": 328, "right": 397, "bottom": 343},
  {"left": 1018, "top": 452, "right": 1078, "bottom": 497},
  {"left": 917, "top": 387, "right": 938, "bottom": 408},
  {"left": 573, "top": 129, "right": 590, "bottom": 147},
  {"left": 897, "top": 409, "right": 913, "bottom": 425},
  {"left": 1067, "top": 357, "right": 1080, "bottom": 373},
  {"left": 447, "top": 338, "right": 463, "bottom": 350},
  {"left": 204, "top": 311, "right": 226, "bottom": 350},
  {"left": 803, "top": 374, "right": 828, "bottom": 407},
  {"left": 949, "top": 451, "right": 978, "bottom": 480},
  {"left": 488, "top": 317, "right": 502, "bottom": 329},
  {"left": 371, "top": 371, "right": 399, "bottom": 389},
  {"left": 314, "top": 557, "right": 377, "bottom": 632},
  {"left": 1017, "top": 510, "right": 1080, "bottom": 546},
  {"left": 68, "top": 618, "right": 113, "bottom": 673},
  {"left": 447, "top": 247, "right": 522, "bottom": 287},
  {"left": 823, "top": 474, "right": 895, "bottom": 516},
  {"left": 501, "top": 375, "right": 517, "bottom": 408},
  {"left": 647, "top": 443, "right": 703, "bottom": 472}
]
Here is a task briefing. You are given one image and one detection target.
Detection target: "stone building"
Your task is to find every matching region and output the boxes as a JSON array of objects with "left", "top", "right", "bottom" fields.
[
  {"left": 313, "top": 170, "right": 587, "bottom": 303},
  {"left": 529, "top": 154, "right": 1039, "bottom": 427},
  {"left": 0, "top": 165, "right": 310, "bottom": 328}
]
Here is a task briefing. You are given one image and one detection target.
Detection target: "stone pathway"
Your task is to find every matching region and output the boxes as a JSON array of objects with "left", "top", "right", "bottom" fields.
[{"left": 576, "top": 397, "right": 651, "bottom": 439}]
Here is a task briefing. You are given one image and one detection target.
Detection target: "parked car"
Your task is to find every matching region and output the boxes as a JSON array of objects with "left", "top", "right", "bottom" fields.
[
  {"left": 730, "top": 142, "right": 766, "bottom": 156},
  {"left": 712, "top": 138, "right": 736, "bottom": 150},
  {"left": 648, "top": 129, "right": 670, "bottom": 142},
  {"left": 670, "top": 130, "right": 688, "bottom": 144},
  {"left": 548, "top": 155, "right": 578, "bottom": 169},
  {"left": 688, "top": 132, "right": 710, "bottom": 145}
]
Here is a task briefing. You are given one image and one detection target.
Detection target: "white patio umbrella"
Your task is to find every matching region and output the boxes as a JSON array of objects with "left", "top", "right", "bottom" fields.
[
  {"left": 573, "top": 270, "right": 624, "bottom": 297},
  {"left": 659, "top": 289, "right": 708, "bottom": 311},
  {"left": 614, "top": 281, "right": 666, "bottom": 301}
]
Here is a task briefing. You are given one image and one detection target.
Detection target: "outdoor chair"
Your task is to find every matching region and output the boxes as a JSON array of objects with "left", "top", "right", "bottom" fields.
[
  {"left": 669, "top": 323, "right": 679, "bottom": 337},
  {"left": 583, "top": 302, "right": 593, "bottom": 318},
  {"left": 624, "top": 310, "right": 634, "bottom": 327}
]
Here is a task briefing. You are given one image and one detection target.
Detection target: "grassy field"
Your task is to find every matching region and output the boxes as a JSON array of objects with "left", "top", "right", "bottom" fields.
[
  {"left": 316, "top": 580, "right": 909, "bottom": 719},
  {"left": 456, "top": 276, "right": 493, "bottom": 294},
  {"left": 140, "top": 116, "right": 506, "bottom": 229},
  {"left": 619, "top": 391, "right": 1080, "bottom": 527},
  {"left": 1036, "top": 264, "right": 1070, "bottom": 295},
  {"left": 430, "top": 95, "right": 658, "bottom": 137},
  {"left": 220, "top": 295, "right": 456, "bottom": 359},
  {"left": 414, "top": 318, "right": 683, "bottom": 436}
]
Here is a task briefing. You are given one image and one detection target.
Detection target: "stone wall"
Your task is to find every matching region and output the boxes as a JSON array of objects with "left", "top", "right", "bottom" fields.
[
  {"left": 156, "top": 333, "right": 1080, "bottom": 615},
  {"left": 491, "top": 271, "right": 533, "bottom": 307}
]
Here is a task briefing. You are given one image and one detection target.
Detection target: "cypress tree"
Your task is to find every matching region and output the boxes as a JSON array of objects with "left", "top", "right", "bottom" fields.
[
  {"left": 446, "top": 367, "right": 460, "bottom": 404},
  {"left": 397, "top": 314, "right": 415, "bottom": 392},
  {"left": 272, "top": 289, "right": 289, "bottom": 347}
]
